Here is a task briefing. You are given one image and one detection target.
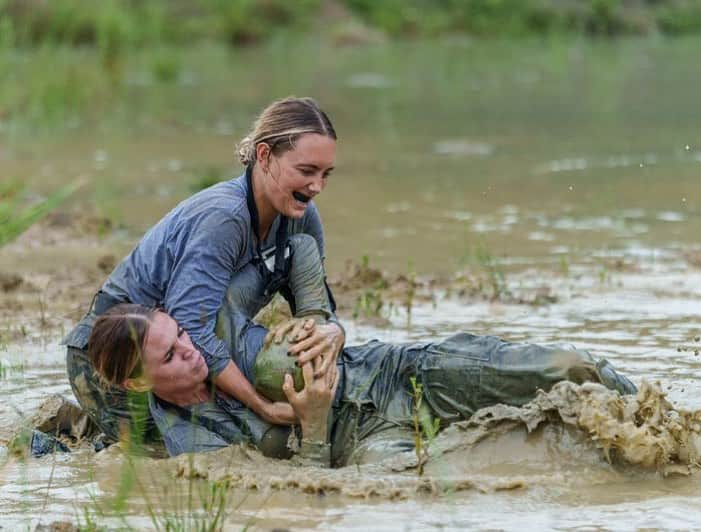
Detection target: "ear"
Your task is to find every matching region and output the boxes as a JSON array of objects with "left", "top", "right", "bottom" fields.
[{"left": 256, "top": 142, "right": 271, "bottom": 169}]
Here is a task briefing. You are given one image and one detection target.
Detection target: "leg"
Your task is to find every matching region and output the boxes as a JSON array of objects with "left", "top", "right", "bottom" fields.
[
  {"left": 284, "top": 233, "right": 334, "bottom": 319},
  {"left": 418, "top": 333, "right": 637, "bottom": 422},
  {"left": 217, "top": 233, "right": 335, "bottom": 393},
  {"left": 66, "top": 346, "right": 158, "bottom": 443}
]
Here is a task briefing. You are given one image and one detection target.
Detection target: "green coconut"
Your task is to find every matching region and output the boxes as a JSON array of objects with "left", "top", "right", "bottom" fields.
[{"left": 253, "top": 340, "right": 304, "bottom": 402}]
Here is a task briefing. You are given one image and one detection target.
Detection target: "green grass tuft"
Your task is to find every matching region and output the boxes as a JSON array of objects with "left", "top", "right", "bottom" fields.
[{"left": 0, "top": 180, "right": 82, "bottom": 248}]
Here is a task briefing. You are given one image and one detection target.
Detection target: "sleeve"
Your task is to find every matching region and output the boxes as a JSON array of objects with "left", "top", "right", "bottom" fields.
[
  {"left": 296, "top": 439, "right": 331, "bottom": 466},
  {"left": 164, "top": 213, "right": 246, "bottom": 377}
]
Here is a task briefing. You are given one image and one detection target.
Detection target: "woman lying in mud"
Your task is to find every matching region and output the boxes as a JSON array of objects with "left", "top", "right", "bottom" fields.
[
  {"left": 87, "top": 234, "right": 637, "bottom": 467},
  {"left": 63, "top": 97, "right": 345, "bottom": 442}
]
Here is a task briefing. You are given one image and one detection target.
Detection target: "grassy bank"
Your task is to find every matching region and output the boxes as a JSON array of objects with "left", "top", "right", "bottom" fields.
[{"left": 1, "top": 0, "right": 700, "bottom": 54}]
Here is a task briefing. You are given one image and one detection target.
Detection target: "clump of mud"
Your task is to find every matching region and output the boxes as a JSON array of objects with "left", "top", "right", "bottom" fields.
[
  {"left": 434, "top": 380, "right": 701, "bottom": 476},
  {"left": 6, "top": 395, "right": 99, "bottom": 456}
]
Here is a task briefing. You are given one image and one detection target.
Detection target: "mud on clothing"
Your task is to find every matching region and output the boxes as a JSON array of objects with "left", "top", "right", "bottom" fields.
[
  {"left": 150, "top": 327, "right": 637, "bottom": 465},
  {"left": 63, "top": 170, "right": 334, "bottom": 441}
]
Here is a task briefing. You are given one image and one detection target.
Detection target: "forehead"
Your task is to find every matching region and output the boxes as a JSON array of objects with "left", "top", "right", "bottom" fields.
[
  {"left": 285, "top": 133, "right": 336, "bottom": 167},
  {"left": 143, "top": 312, "right": 176, "bottom": 356}
]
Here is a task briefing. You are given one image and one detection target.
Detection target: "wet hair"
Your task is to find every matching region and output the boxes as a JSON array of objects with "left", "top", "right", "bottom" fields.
[
  {"left": 237, "top": 96, "right": 337, "bottom": 168},
  {"left": 88, "top": 303, "right": 157, "bottom": 390}
]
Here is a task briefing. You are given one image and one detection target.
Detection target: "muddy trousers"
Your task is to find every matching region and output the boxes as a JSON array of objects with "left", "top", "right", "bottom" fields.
[
  {"left": 66, "top": 346, "right": 158, "bottom": 443},
  {"left": 329, "top": 332, "right": 637, "bottom": 466}
]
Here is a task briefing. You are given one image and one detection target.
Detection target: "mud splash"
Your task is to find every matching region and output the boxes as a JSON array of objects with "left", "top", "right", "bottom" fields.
[
  {"left": 99, "top": 380, "right": 699, "bottom": 502},
  {"left": 432, "top": 380, "right": 701, "bottom": 476}
]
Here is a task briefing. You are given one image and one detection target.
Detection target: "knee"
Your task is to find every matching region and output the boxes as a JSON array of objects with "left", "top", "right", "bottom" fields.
[
  {"left": 287, "top": 233, "right": 321, "bottom": 260},
  {"left": 286, "top": 233, "right": 325, "bottom": 285}
]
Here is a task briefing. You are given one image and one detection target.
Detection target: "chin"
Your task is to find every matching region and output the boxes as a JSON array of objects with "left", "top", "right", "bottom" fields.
[{"left": 287, "top": 203, "right": 309, "bottom": 218}]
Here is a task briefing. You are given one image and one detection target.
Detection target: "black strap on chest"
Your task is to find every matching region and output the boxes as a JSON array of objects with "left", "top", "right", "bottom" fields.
[{"left": 245, "top": 165, "right": 289, "bottom": 295}]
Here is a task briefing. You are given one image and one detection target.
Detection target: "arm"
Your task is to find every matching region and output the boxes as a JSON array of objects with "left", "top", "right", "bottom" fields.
[
  {"left": 214, "top": 361, "right": 295, "bottom": 424},
  {"left": 164, "top": 212, "right": 294, "bottom": 424},
  {"left": 282, "top": 357, "right": 339, "bottom": 467}
]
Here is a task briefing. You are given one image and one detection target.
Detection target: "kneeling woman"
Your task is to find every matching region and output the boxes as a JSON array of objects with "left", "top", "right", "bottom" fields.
[{"left": 88, "top": 301, "right": 636, "bottom": 466}]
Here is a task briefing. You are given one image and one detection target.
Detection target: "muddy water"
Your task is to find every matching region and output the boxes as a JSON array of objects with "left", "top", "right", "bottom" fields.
[{"left": 2, "top": 37, "right": 701, "bottom": 529}]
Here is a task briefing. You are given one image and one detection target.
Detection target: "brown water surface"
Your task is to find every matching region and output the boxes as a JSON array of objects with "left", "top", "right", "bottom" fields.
[{"left": 1, "top": 37, "right": 701, "bottom": 530}]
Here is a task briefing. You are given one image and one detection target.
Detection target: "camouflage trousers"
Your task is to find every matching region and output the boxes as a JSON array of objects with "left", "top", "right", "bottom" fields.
[{"left": 66, "top": 346, "right": 159, "bottom": 443}]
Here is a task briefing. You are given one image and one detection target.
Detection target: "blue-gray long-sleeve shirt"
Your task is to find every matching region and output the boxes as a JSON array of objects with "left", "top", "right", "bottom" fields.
[{"left": 99, "top": 173, "right": 325, "bottom": 376}]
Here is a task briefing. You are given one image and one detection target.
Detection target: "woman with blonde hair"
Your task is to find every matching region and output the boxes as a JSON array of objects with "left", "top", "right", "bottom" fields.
[{"left": 64, "top": 97, "right": 345, "bottom": 442}]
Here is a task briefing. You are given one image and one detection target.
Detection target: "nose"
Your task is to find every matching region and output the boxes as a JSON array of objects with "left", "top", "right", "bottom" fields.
[
  {"left": 177, "top": 339, "right": 195, "bottom": 360},
  {"left": 307, "top": 175, "right": 324, "bottom": 194}
]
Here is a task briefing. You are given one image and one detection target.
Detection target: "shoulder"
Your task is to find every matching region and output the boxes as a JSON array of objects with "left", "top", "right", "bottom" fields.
[
  {"left": 160, "top": 176, "right": 251, "bottom": 242},
  {"left": 177, "top": 176, "right": 250, "bottom": 225}
]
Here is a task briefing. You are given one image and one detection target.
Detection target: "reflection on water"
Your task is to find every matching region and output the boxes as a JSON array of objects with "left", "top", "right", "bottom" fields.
[{"left": 2, "top": 36, "right": 701, "bottom": 529}]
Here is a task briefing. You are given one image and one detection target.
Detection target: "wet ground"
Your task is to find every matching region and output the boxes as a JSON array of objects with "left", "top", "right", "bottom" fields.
[{"left": 2, "top": 36, "right": 701, "bottom": 530}]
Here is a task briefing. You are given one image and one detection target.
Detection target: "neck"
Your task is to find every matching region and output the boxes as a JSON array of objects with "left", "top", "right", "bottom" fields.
[
  {"left": 153, "top": 380, "right": 211, "bottom": 406},
  {"left": 251, "top": 165, "right": 277, "bottom": 242},
  {"left": 192, "top": 381, "right": 210, "bottom": 402}
]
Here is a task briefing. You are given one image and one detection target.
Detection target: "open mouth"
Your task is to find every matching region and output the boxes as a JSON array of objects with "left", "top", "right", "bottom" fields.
[{"left": 292, "top": 191, "right": 311, "bottom": 204}]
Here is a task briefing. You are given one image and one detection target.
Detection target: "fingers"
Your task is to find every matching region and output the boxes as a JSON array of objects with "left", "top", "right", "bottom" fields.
[
  {"left": 311, "top": 351, "right": 323, "bottom": 375},
  {"left": 324, "top": 361, "right": 335, "bottom": 388},
  {"left": 327, "top": 363, "right": 339, "bottom": 393},
  {"left": 300, "top": 360, "right": 315, "bottom": 389},
  {"left": 288, "top": 317, "right": 315, "bottom": 343},
  {"left": 274, "top": 320, "right": 296, "bottom": 343},
  {"left": 282, "top": 373, "right": 297, "bottom": 404},
  {"left": 295, "top": 336, "right": 333, "bottom": 366},
  {"left": 315, "top": 339, "right": 338, "bottom": 379},
  {"left": 286, "top": 333, "right": 318, "bottom": 355}
]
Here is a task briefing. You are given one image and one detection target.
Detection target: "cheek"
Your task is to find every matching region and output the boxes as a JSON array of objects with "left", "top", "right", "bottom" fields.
[
  {"left": 151, "top": 362, "right": 181, "bottom": 384},
  {"left": 276, "top": 168, "right": 305, "bottom": 190}
]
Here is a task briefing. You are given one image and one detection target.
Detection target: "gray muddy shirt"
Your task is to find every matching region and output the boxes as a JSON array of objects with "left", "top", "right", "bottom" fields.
[{"left": 99, "top": 173, "right": 326, "bottom": 376}]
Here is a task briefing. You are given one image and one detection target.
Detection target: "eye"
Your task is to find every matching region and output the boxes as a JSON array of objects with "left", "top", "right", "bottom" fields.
[
  {"left": 300, "top": 168, "right": 315, "bottom": 177},
  {"left": 164, "top": 348, "right": 174, "bottom": 362}
]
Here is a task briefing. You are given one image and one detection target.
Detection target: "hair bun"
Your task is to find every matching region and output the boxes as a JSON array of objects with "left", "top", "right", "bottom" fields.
[{"left": 237, "top": 136, "right": 255, "bottom": 166}]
